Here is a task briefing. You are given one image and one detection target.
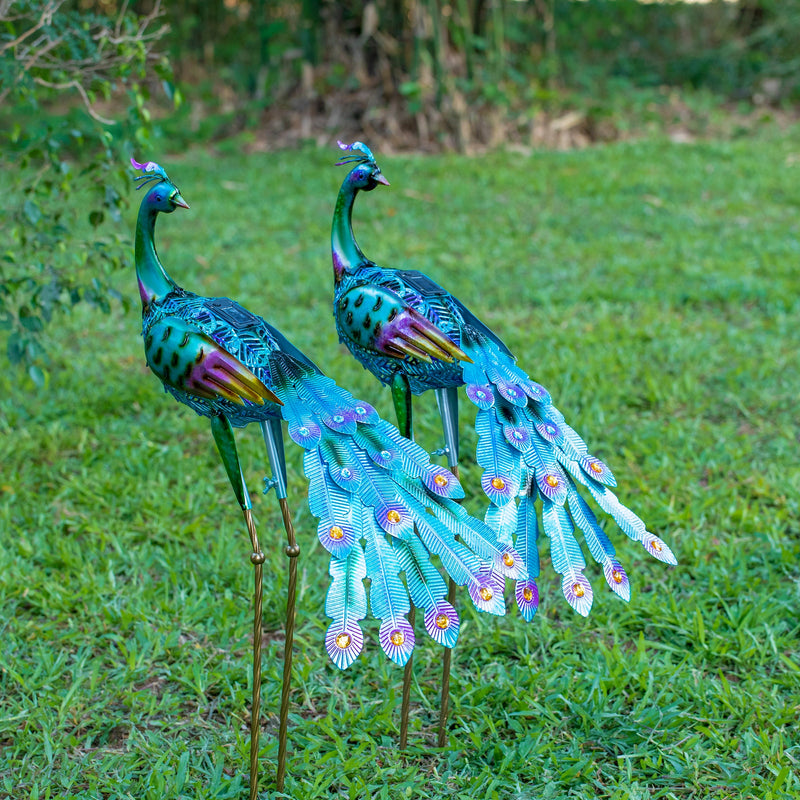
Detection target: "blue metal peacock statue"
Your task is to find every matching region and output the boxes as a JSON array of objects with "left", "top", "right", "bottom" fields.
[
  {"left": 130, "top": 158, "right": 525, "bottom": 794},
  {"left": 330, "top": 141, "right": 678, "bottom": 743}
]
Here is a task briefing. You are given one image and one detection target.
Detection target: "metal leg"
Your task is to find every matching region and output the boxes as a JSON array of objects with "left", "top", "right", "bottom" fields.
[
  {"left": 391, "top": 373, "right": 416, "bottom": 749},
  {"left": 434, "top": 387, "right": 460, "bottom": 748},
  {"left": 243, "top": 509, "right": 265, "bottom": 800},
  {"left": 276, "top": 497, "right": 298, "bottom": 793},
  {"left": 209, "top": 415, "right": 265, "bottom": 800},
  {"left": 261, "top": 419, "right": 298, "bottom": 794}
]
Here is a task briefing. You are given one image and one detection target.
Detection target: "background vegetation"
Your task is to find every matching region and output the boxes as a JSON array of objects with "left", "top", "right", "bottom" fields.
[
  {"left": 1, "top": 1, "right": 799, "bottom": 798},
  {"left": 2, "top": 133, "right": 799, "bottom": 799}
]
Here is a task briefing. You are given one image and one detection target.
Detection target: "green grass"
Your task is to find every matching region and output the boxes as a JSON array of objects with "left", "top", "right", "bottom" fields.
[{"left": 2, "top": 127, "right": 799, "bottom": 799}]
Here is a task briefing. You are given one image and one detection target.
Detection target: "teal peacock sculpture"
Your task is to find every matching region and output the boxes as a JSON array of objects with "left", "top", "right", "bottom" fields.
[
  {"left": 330, "top": 141, "right": 679, "bottom": 745},
  {"left": 130, "top": 158, "right": 526, "bottom": 795}
]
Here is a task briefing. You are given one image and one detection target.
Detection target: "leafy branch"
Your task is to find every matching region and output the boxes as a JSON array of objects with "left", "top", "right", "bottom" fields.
[{"left": 1, "top": 1, "right": 170, "bottom": 384}]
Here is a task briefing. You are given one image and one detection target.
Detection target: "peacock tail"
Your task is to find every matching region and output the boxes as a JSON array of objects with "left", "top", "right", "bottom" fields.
[
  {"left": 267, "top": 349, "right": 526, "bottom": 669},
  {"left": 459, "top": 328, "right": 676, "bottom": 619}
]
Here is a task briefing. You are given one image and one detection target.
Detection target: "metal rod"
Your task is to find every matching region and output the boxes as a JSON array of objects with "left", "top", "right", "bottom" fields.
[
  {"left": 243, "top": 508, "right": 265, "bottom": 800},
  {"left": 434, "top": 387, "right": 460, "bottom": 748},
  {"left": 276, "top": 496, "right": 299, "bottom": 794},
  {"left": 398, "top": 604, "right": 416, "bottom": 750},
  {"left": 391, "top": 373, "right": 416, "bottom": 750}
]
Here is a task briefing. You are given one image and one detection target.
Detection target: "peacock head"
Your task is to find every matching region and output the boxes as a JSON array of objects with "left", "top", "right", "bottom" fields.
[
  {"left": 131, "top": 157, "right": 190, "bottom": 213},
  {"left": 336, "top": 140, "right": 390, "bottom": 191}
]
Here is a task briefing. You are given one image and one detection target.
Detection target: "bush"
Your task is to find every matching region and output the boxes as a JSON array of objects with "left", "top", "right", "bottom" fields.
[{"left": 0, "top": 0, "right": 171, "bottom": 382}]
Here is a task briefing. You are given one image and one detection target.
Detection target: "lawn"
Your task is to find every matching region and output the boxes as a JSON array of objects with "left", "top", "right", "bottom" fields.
[{"left": 1, "top": 127, "right": 799, "bottom": 799}]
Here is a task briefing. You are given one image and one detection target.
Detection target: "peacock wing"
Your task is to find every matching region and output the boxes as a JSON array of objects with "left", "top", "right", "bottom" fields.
[
  {"left": 144, "top": 316, "right": 281, "bottom": 407},
  {"left": 336, "top": 283, "right": 470, "bottom": 364}
]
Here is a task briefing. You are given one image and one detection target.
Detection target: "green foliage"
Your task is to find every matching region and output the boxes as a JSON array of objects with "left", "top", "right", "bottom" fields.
[
  {"left": 0, "top": 1, "right": 170, "bottom": 380},
  {"left": 1, "top": 129, "right": 799, "bottom": 797},
  {"left": 554, "top": 0, "right": 800, "bottom": 103},
  {"left": 151, "top": 0, "right": 800, "bottom": 135}
]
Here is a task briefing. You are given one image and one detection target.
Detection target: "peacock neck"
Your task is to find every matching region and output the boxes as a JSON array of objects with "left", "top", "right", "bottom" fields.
[
  {"left": 135, "top": 202, "right": 176, "bottom": 308},
  {"left": 331, "top": 179, "right": 367, "bottom": 283}
]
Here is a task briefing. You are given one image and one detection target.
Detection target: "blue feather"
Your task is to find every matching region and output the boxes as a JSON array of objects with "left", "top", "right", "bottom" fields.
[
  {"left": 475, "top": 408, "right": 521, "bottom": 505},
  {"left": 542, "top": 498, "right": 593, "bottom": 616},
  {"left": 393, "top": 537, "right": 459, "bottom": 648},
  {"left": 362, "top": 510, "right": 414, "bottom": 665},
  {"left": 304, "top": 449, "right": 357, "bottom": 559},
  {"left": 324, "top": 546, "right": 367, "bottom": 670},
  {"left": 567, "top": 488, "right": 630, "bottom": 601}
]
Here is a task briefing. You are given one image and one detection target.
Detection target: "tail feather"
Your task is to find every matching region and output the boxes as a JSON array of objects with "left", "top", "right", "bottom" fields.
[
  {"left": 324, "top": 546, "right": 367, "bottom": 670},
  {"left": 514, "top": 492, "right": 540, "bottom": 620},
  {"left": 394, "top": 536, "right": 459, "bottom": 648},
  {"left": 475, "top": 409, "right": 521, "bottom": 505},
  {"left": 567, "top": 488, "right": 630, "bottom": 602},
  {"left": 460, "top": 332, "right": 676, "bottom": 618},
  {"left": 273, "top": 354, "right": 515, "bottom": 669},
  {"left": 585, "top": 482, "right": 677, "bottom": 565},
  {"left": 542, "top": 498, "right": 593, "bottom": 616},
  {"left": 362, "top": 509, "right": 415, "bottom": 665},
  {"left": 304, "top": 450, "right": 357, "bottom": 559},
  {"left": 484, "top": 498, "right": 518, "bottom": 545}
]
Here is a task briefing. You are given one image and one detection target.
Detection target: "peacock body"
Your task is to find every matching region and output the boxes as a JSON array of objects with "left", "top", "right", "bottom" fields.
[
  {"left": 330, "top": 142, "right": 677, "bottom": 621},
  {"left": 132, "top": 158, "right": 525, "bottom": 671}
]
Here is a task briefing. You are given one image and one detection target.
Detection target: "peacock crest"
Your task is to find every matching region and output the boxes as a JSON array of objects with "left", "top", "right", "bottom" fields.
[
  {"left": 336, "top": 140, "right": 378, "bottom": 168},
  {"left": 131, "top": 156, "right": 171, "bottom": 189}
]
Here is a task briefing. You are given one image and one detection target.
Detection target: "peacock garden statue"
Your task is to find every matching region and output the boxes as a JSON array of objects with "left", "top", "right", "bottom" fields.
[
  {"left": 130, "top": 157, "right": 527, "bottom": 797},
  {"left": 330, "top": 141, "right": 678, "bottom": 746}
]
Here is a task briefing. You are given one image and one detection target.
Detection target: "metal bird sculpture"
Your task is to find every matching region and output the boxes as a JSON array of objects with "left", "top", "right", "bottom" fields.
[
  {"left": 131, "top": 158, "right": 525, "bottom": 794},
  {"left": 330, "top": 140, "right": 678, "bottom": 744}
]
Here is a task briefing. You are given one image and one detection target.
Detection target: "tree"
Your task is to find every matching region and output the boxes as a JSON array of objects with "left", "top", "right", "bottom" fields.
[{"left": 0, "top": 0, "right": 170, "bottom": 384}]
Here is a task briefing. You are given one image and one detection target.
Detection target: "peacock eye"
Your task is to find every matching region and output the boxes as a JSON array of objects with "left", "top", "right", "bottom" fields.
[{"left": 154, "top": 193, "right": 162, "bottom": 201}]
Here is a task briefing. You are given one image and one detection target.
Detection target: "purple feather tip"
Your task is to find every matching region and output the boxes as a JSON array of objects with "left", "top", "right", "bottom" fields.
[
  {"left": 288, "top": 419, "right": 322, "bottom": 448},
  {"left": 536, "top": 469, "right": 567, "bottom": 504},
  {"left": 561, "top": 572, "right": 593, "bottom": 617},
  {"left": 378, "top": 618, "right": 415, "bottom": 666},
  {"left": 494, "top": 546, "right": 526, "bottom": 580},
  {"left": 642, "top": 534, "right": 677, "bottom": 566},
  {"left": 130, "top": 156, "right": 159, "bottom": 173},
  {"left": 580, "top": 455, "right": 617, "bottom": 487},
  {"left": 481, "top": 472, "right": 519, "bottom": 505},
  {"left": 375, "top": 503, "right": 413, "bottom": 538},
  {"left": 603, "top": 559, "right": 631, "bottom": 602},
  {"left": 535, "top": 419, "right": 561, "bottom": 444},
  {"left": 496, "top": 380, "right": 528, "bottom": 407},
  {"left": 515, "top": 580, "right": 539, "bottom": 622},
  {"left": 352, "top": 401, "right": 379, "bottom": 425},
  {"left": 468, "top": 567, "right": 506, "bottom": 616},
  {"left": 466, "top": 383, "right": 495, "bottom": 410},
  {"left": 325, "top": 621, "right": 364, "bottom": 670},
  {"left": 422, "top": 465, "right": 464, "bottom": 500},
  {"left": 337, "top": 140, "right": 350, "bottom": 150},
  {"left": 323, "top": 409, "right": 357, "bottom": 435},
  {"left": 525, "top": 381, "right": 552, "bottom": 405},
  {"left": 503, "top": 424, "right": 530, "bottom": 451},
  {"left": 317, "top": 520, "right": 355, "bottom": 559},
  {"left": 423, "top": 601, "right": 460, "bottom": 648}
]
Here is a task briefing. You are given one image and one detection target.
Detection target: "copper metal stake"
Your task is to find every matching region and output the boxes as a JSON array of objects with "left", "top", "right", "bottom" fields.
[
  {"left": 398, "top": 604, "right": 416, "bottom": 750},
  {"left": 437, "top": 578, "right": 457, "bottom": 747},
  {"left": 243, "top": 508, "right": 265, "bottom": 800},
  {"left": 437, "top": 462, "right": 461, "bottom": 747},
  {"left": 276, "top": 497, "right": 299, "bottom": 794},
  {"left": 434, "top": 389, "right": 460, "bottom": 749}
]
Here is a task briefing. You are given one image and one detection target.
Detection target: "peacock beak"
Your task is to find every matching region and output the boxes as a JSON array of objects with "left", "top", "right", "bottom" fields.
[
  {"left": 173, "top": 192, "right": 190, "bottom": 209},
  {"left": 375, "top": 174, "right": 390, "bottom": 186}
]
